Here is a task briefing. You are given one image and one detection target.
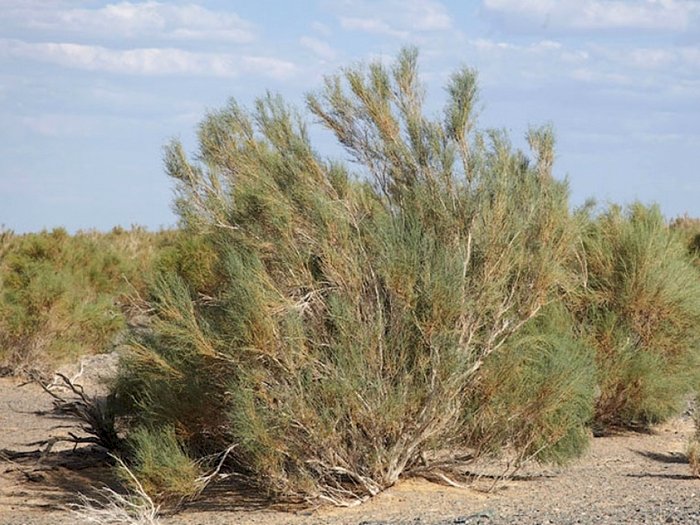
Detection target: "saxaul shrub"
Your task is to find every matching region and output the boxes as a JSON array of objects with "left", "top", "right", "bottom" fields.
[
  {"left": 113, "top": 48, "right": 580, "bottom": 505},
  {"left": 575, "top": 204, "right": 700, "bottom": 433}
]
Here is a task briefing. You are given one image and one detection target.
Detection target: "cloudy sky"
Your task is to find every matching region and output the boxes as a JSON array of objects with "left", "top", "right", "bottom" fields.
[{"left": 2, "top": 0, "right": 699, "bottom": 232}]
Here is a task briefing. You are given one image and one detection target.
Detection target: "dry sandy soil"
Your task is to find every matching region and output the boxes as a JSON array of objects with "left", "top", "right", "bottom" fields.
[{"left": 1, "top": 362, "right": 699, "bottom": 525}]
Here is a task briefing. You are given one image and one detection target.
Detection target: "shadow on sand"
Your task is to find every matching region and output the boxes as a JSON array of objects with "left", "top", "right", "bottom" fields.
[{"left": 632, "top": 449, "right": 688, "bottom": 465}]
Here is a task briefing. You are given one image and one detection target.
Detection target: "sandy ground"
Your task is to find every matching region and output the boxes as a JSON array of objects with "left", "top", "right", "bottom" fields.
[{"left": 0, "top": 370, "right": 699, "bottom": 525}]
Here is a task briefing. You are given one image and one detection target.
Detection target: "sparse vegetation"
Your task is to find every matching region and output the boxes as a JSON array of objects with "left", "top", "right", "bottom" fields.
[
  {"left": 69, "top": 456, "right": 161, "bottom": 525},
  {"left": 0, "top": 226, "right": 174, "bottom": 376},
  {"left": 671, "top": 215, "right": 700, "bottom": 266}
]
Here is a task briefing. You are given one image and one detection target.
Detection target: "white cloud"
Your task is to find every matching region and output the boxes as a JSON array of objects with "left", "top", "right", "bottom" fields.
[
  {"left": 483, "top": 0, "right": 700, "bottom": 31},
  {"left": 682, "top": 47, "right": 700, "bottom": 68},
  {"left": 5, "top": 1, "right": 256, "bottom": 43},
  {"left": 570, "top": 67, "right": 631, "bottom": 86},
  {"left": 311, "top": 21, "right": 333, "bottom": 37},
  {"left": 468, "top": 33, "right": 700, "bottom": 96},
  {"left": 299, "top": 36, "right": 337, "bottom": 60},
  {"left": 19, "top": 113, "right": 98, "bottom": 137},
  {"left": 406, "top": 0, "right": 453, "bottom": 31},
  {"left": 592, "top": 45, "right": 700, "bottom": 72},
  {"left": 472, "top": 38, "right": 561, "bottom": 53},
  {"left": 340, "top": 17, "right": 409, "bottom": 38},
  {"left": 560, "top": 49, "right": 590, "bottom": 63},
  {"left": 0, "top": 39, "right": 231, "bottom": 76},
  {"left": 0, "top": 38, "right": 296, "bottom": 79},
  {"left": 616, "top": 48, "right": 676, "bottom": 69},
  {"left": 241, "top": 56, "right": 298, "bottom": 80},
  {"left": 333, "top": 0, "right": 452, "bottom": 38},
  {"left": 86, "top": 83, "right": 206, "bottom": 116}
]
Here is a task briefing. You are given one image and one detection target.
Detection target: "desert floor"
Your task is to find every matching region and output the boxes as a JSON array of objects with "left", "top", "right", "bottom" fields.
[{"left": 1, "top": 361, "right": 698, "bottom": 525}]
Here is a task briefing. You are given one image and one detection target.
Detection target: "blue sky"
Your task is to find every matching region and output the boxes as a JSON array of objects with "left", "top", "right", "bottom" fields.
[{"left": 1, "top": 0, "right": 699, "bottom": 233}]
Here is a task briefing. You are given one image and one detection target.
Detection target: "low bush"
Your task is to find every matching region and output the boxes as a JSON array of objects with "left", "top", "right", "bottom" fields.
[
  {"left": 124, "top": 426, "right": 203, "bottom": 501},
  {"left": 0, "top": 226, "right": 173, "bottom": 375},
  {"left": 113, "top": 48, "right": 582, "bottom": 505},
  {"left": 670, "top": 215, "right": 700, "bottom": 265}
]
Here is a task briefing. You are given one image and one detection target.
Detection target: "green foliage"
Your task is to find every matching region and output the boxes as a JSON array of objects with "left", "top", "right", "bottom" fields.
[
  {"left": 114, "top": 48, "right": 581, "bottom": 504},
  {"left": 0, "top": 226, "right": 173, "bottom": 375},
  {"left": 113, "top": 273, "right": 232, "bottom": 452},
  {"left": 124, "top": 426, "right": 202, "bottom": 501},
  {"left": 463, "top": 305, "right": 596, "bottom": 465},
  {"left": 670, "top": 215, "right": 700, "bottom": 265},
  {"left": 576, "top": 204, "right": 700, "bottom": 432}
]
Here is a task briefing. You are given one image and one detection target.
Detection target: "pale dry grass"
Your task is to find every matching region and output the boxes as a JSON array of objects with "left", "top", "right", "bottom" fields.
[{"left": 68, "top": 457, "right": 161, "bottom": 525}]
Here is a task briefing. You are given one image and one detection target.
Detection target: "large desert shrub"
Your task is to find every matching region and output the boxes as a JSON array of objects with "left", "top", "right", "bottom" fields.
[
  {"left": 576, "top": 204, "right": 700, "bottom": 432},
  {"left": 0, "top": 226, "right": 172, "bottom": 375},
  {"left": 113, "top": 49, "right": 580, "bottom": 505}
]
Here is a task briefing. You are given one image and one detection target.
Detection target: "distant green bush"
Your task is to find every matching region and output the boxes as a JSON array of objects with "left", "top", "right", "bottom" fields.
[
  {"left": 670, "top": 215, "right": 700, "bottom": 265},
  {"left": 0, "top": 226, "right": 174, "bottom": 375},
  {"left": 113, "top": 49, "right": 583, "bottom": 505},
  {"left": 575, "top": 204, "right": 700, "bottom": 432}
]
